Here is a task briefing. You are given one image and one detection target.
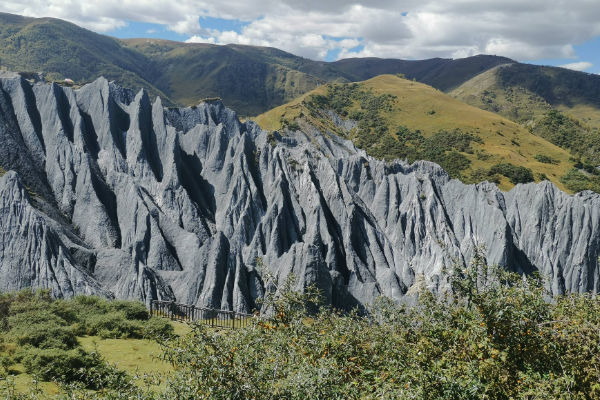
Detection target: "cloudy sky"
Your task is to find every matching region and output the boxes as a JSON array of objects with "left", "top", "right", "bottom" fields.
[{"left": 1, "top": 0, "right": 599, "bottom": 73}]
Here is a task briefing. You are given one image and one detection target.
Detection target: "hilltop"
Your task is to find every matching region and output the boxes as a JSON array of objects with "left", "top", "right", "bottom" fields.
[
  {"left": 256, "top": 74, "right": 576, "bottom": 192},
  {"left": 330, "top": 54, "right": 515, "bottom": 92},
  {"left": 0, "top": 12, "right": 170, "bottom": 103},
  {"left": 451, "top": 64, "right": 600, "bottom": 129}
]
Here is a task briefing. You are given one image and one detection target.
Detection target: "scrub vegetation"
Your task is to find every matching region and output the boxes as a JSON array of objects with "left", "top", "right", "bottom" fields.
[
  {"left": 256, "top": 75, "right": 576, "bottom": 191},
  {"left": 2, "top": 250, "right": 600, "bottom": 399}
]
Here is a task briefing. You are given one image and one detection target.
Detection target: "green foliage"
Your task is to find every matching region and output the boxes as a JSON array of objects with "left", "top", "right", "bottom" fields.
[
  {"left": 147, "top": 253, "right": 600, "bottom": 400},
  {"left": 20, "top": 347, "right": 99, "bottom": 383},
  {"left": 534, "top": 154, "right": 559, "bottom": 164},
  {"left": 105, "top": 300, "right": 149, "bottom": 321},
  {"left": 489, "top": 163, "right": 535, "bottom": 184},
  {"left": 469, "top": 168, "right": 501, "bottom": 184},
  {"left": 7, "top": 314, "right": 78, "bottom": 350},
  {"left": 0, "top": 289, "right": 158, "bottom": 389},
  {"left": 531, "top": 110, "right": 600, "bottom": 165},
  {"left": 305, "top": 84, "right": 481, "bottom": 179},
  {"left": 560, "top": 169, "right": 600, "bottom": 193},
  {"left": 78, "top": 313, "right": 144, "bottom": 339},
  {"left": 143, "top": 317, "right": 175, "bottom": 339}
]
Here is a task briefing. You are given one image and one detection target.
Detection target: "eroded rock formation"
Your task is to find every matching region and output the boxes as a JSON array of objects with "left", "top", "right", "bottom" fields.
[{"left": 0, "top": 75, "right": 598, "bottom": 309}]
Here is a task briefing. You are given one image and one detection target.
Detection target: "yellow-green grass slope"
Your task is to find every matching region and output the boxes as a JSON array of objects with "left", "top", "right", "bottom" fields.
[
  {"left": 256, "top": 74, "right": 575, "bottom": 192},
  {"left": 450, "top": 65, "right": 600, "bottom": 130}
]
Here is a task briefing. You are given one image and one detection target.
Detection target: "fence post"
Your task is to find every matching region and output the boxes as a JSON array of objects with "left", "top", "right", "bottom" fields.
[
  {"left": 149, "top": 300, "right": 153, "bottom": 317},
  {"left": 191, "top": 305, "right": 195, "bottom": 322},
  {"left": 171, "top": 301, "right": 175, "bottom": 321}
]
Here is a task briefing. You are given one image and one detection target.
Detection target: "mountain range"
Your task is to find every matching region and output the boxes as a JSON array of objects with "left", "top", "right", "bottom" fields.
[{"left": 0, "top": 12, "right": 513, "bottom": 116}]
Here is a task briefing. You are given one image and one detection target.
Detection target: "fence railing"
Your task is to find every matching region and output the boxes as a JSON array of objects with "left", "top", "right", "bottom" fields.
[{"left": 150, "top": 300, "right": 255, "bottom": 329}]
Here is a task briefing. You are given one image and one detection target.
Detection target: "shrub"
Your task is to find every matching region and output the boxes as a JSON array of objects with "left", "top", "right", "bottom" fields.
[
  {"left": 106, "top": 300, "right": 149, "bottom": 321},
  {"left": 81, "top": 313, "right": 144, "bottom": 339},
  {"left": 560, "top": 169, "right": 600, "bottom": 193},
  {"left": 143, "top": 317, "right": 175, "bottom": 339},
  {"left": 534, "top": 154, "right": 559, "bottom": 164},
  {"left": 7, "top": 313, "right": 78, "bottom": 350},
  {"left": 489, "top": 163, "right": 535, "bottom": 184},
  {"left": 20, "top": 347, "right": 98, "bottom": 382},
  {"left": 469, "top": 167, "right": 500, "bottom": 184},
  {"left": 155, "top": 252, "right": 600, "bottom": 400},
  {"left": 20, "top": 347, "right": 129, "bottom": 389}
]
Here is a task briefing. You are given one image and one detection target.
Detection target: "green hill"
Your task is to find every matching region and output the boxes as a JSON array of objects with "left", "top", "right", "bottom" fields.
[
  {"left": 0, "top": 12, "right": 520, "bottom": 116},
  {"left": 121, "top": 39, "right": 355, "bottom": 116},
  {"left": 256, "top": 75, "right": 578, "bottom": 192},
  {"left": 451, "top": 64, "right": 600, "bottom": 192},
  {"left": 0, "top": 12, "right": 170, "bottom": 103}
]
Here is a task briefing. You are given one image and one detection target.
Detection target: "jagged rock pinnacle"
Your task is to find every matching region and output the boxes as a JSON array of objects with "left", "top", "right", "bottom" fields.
[{"left": 0, "top": 75, "right": 598, "bottom": 309}]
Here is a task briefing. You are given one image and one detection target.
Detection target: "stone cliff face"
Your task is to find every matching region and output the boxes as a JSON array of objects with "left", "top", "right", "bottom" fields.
[{"left": 0, "top": 75, "right": 598, "bottom": 309}]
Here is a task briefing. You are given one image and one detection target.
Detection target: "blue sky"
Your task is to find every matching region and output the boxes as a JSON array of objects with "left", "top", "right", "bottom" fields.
[
  {"left": 526, "top": 37, "right": 600, "bottom": 74},
  {"left": 109, "top": 17, "right": 250, "bottom": 43}
]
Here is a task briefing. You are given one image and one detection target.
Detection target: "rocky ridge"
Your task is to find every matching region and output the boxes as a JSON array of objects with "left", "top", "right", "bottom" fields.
[{"left": 0, "top": 75, "right": 598, "bottom": 310}]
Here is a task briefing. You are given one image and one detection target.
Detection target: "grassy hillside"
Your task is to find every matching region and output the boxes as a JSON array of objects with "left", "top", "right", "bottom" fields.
[
  {"left": 330, "top": 54, "right": 514, "bottom": 92},
  {"left": 256, "top": 75, "right": 577, "bottom": 192},
  {"left": 451, "top": 65, "right": 600, "bottom": 129},
  {"left": 122, "top": 39, "right": 336, "bottom": 116},
  {"left": 451, "top": 65, "right": 600, "bottom": 192},
  {"left": 0, "top": 13, "right": 170, "bottom": 103}
]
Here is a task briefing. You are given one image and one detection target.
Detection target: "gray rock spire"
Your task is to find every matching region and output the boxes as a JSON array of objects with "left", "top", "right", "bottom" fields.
[{"left": 0, "top": 75, "right": 598, "bottom": 309}]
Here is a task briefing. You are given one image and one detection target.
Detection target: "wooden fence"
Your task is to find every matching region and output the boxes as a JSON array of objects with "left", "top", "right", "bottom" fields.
[{"left": 150, "top": 300, "right": 255, "bottom": 329}]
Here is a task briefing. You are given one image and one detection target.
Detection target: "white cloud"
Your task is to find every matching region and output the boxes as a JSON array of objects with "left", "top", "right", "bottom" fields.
[
  {"left": 0, "top": 0, "right": 599, "bottom": 62},
  {"left": 145, "top": 28, "right": 157, "bottom": 34},
  {"left": 559, "top": 61, "right": 594, "bottom": 71}
]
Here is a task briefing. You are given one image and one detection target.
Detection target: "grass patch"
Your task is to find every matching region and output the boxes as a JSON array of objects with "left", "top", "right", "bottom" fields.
[{"left": 0, "top": 290, "right": 174, "bottom": 392}]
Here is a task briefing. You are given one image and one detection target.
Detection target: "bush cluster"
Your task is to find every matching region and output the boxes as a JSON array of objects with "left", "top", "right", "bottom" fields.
[
  {"left": 3, "top": 253, "right": 600, "bottom": 399},
  {"left": 304, "top": 85, "right": 483, "bottom": 179},
  {"left": 488, "top": 163, "right": 535, "bottom": 184},
  {"left": 534, "top": 154, "right": 559, "bottom": 164},
  {"left": 148, "top": 252, "right": 600, "bottom": 400},
  {"left": 531, "top": 110, "right": 600, "bottom": 167},
  {"left": 560, "top": 168, "right": 600, "bottom": 193},
  {"left": 0, "top": 290, "right": 171, "bottom": 390}
]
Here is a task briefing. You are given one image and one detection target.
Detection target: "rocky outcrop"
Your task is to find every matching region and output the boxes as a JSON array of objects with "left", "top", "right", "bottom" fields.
[{"left": 0, "top": 75, "right": 598, "bottom": 307}]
